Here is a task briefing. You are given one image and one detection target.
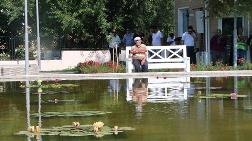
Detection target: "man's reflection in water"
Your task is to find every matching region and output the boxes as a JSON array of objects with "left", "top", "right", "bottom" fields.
[{"left": 130, "top": 78, "right": 148, "bottom": 118}]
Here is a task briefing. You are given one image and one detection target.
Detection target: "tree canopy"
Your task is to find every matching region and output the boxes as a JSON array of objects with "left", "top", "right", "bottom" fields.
[
  {"left": 0, "top": 0, "right": 175, "bottom": 48},
  {"left": 207, "top": 0, "right": 252, "bottom": 17}
]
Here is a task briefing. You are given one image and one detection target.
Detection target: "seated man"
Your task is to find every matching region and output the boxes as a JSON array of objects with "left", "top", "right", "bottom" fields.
[{"left": 130, "top": 37, "right": 148, "bottom": 72}]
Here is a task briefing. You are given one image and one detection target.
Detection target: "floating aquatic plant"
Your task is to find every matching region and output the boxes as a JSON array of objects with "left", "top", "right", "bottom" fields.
[
  {"left": 197, "top": 93, "right": 247, "bottom": 99},
  {"left": 31, "top": 111, "right": 112, "bottom": 118},
  {"left": 243, "top": 106, "right": 252, "bottom": 111},
  {"left": 15, "top": 123, "right": 135, "bottom": 138},
  {"left": 93, "top": 121, "right": 104, "bottom": 133},
  {"left": 72, "top": 122, "right": 80, "bottom": 127},
  {"left": 32, "top": 90, "right": 71, "bottom": 95},
  {"left": 20, "top": 83, "right": 79, "bottom": 89},
  {"left": 27, "top": 126, "right": 41, "bottom": 133},
  {"left": 195, "top": 86, "right": 222, "bottom": 90},
  {"left": 37, "top": 79, "right": 43, "bottom": 86},
  {"left": 35, "top": 99, "right": 82, "bottom": 104}
]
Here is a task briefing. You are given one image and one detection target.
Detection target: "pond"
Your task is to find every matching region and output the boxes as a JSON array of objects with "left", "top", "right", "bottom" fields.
[{"left": 0, "top": 76, "right": 252, "bottom": 141}]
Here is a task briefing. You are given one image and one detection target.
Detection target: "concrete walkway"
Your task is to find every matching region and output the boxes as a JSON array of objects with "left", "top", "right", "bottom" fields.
[{"left": 1, "top": 70, "right": 252, "bottom": 82}]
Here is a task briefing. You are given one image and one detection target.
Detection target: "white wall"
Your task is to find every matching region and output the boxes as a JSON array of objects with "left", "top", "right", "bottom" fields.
[{"left": 0, "top": 50, "right": 126, "bottom": 71}]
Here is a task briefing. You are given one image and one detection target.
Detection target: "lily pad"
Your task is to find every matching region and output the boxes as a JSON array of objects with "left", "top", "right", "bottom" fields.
[
  {"left": 198, "top": 96, "right": 216, "bottom": 99},
  {"left": 212, "top": 94, "right": 247, "bottom": 98},
  {"left": 197, "top": 93, "right": 248, "bottom": 99},
  {"left": 31, "top": 111, "right": 112, "bottom": 118},
  {"left": 15, "top": 124, "right": 135, "bottom": 138},
  {"left": 243, "top": 106, "right": 252, "bottom": 110},
  {"left": 37, "top": 99, "right": 82, "bottom": 104},
  {"left": 20, "top": 83, "right": 79, "bottom": 89},
  {"left": 195, "top": 87, "right": 222, "bottom": 90}
]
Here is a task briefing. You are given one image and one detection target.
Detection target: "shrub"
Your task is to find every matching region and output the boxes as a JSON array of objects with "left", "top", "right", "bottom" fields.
[
  {"left": 0, "top": 52, "right": 10, "bottom": 60},
  {"left": 191, "top": 61, "right": 232, "bottom": 71},
  {"left": 77, "top": 61, "right": 125, "bottom": 73},
  {"left": 237, "top": 62, "right": 252, "bottom": 70}
]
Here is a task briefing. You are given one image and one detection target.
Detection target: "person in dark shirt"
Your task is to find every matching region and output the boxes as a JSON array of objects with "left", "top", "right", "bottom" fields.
[{"left": 210, "top": 29, "right": 227, "bottom": 64}]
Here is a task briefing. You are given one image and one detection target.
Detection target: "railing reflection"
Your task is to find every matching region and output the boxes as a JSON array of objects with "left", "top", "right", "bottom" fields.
[{"left": 127, "top": 77, "right": 190, "bottom": 103}]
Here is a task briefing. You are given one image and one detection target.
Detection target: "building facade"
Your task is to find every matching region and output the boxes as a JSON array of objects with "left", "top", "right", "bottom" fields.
[{"left": 175, "top": 0, "right": 252, "bottom": 64}]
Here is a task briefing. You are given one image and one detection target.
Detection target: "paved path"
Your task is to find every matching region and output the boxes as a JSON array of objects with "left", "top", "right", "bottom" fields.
[{"left": 1, "top": 70, "right": 252, "bottom": 82}]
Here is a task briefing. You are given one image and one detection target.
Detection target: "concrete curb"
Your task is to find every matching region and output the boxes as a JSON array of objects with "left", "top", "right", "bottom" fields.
[{"left": 1, "top": 70, "right": 252, "bottom": 82}]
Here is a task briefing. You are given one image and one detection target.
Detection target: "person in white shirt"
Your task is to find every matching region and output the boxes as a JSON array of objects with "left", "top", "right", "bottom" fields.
[
  {"left": 107, "top": 28, "right": 121, "bottom": 62},
  {"left": 167, "top": 33, "right": 175, "bottom": 46},
  {"left": 151, "top": 26, "right": 163, "bottom": 46},
  {"left": 181, "top": 26, "right": 197, "bottom": 64},
  {"left": 150, "top": 26, "right": 163, "bottom": 58}
]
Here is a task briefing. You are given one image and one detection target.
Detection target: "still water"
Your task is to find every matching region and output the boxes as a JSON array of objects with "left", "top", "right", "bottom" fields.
[{"left": 0, "top": 76, "right": 252, "bottom": 141}]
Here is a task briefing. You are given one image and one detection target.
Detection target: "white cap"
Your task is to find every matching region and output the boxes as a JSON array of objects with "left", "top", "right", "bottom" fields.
[{"left": 134, "top": 37, "right": 141, "bottom": 41}]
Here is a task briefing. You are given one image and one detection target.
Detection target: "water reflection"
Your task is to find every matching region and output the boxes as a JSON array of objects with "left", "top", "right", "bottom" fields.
[
  {"left": 3, "top": 77, "right": 252, "bottom": 141},
  {"left": 127, "top": 77, "right": 190, "bottom": 119},
  {"left": 108, "top": 79, "right": 121, "bottom": 103},
  {"left": 127, "top": 77, "right": 190, "bottom": 103},
  {"left": 25, "top": 80, "right": 31, "bottom": 141},
  {"left": 25, "top": 80, "right": 42, "bottom": 141},
  {"left": 130, "top": 78, "right": 148, "bottom": 114},
  {"left": 0, "top": 82, "right": 6, "bottom": 93}
]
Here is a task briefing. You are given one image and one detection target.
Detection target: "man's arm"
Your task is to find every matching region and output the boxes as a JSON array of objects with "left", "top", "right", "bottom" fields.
[
  {"left": 160, "top": 31, "right": 164, "bottom": 46},
  {"left": 181, "top": 40, "right": 184, "bottom": 45},
  {"left": 122, "top": 35, "right": 126, "bottom": 44},
  {"left": 141, "top": 47, "right": 148, "bottom": 65},
  {"left": 116, "top": 35, "right": 121, "bottom": 45}
]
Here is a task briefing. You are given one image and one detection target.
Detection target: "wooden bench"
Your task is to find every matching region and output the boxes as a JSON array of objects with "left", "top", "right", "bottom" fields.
[{"left": 125, "top": 45, "right": 190, "bottom": 73}]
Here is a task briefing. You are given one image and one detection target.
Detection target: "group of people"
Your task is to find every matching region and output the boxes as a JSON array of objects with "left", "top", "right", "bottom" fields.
[
  {"left": 108, "top": 25, "right": 204, "bottom": 72},
  {"left": 108, "top": 24, "right": 252, "bottom": 72},
  {"left": 128, "top": 25, "right": 198, "bottom": 72},
  {"left": 107, "top": 26, "right": 181, "bottom": 72},
  {"left": 210, "top": 27, "right": 252, "bottom": 65}
]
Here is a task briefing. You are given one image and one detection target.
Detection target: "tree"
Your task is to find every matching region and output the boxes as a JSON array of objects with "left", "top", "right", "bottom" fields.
[
  {"left": 0, "top": 0, "right": 175, "bottom": 48},
  {"left": 1, "top": 0, "right": 40, "bottom": 36},
  {"left": 207, "top": 0, "right": 252, "bottom": 17}
]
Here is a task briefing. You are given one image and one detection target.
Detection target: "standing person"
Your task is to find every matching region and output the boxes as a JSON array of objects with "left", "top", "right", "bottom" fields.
[
  {"left": 150, "top": 26, "right": 164, "bottom": 58},
  {"left": 237, "top": 34, "right": 247, "bottom": 62},
  {"left": 151, "top": 26, "right": 163, "bottom": 46},
  {"left": 107, "top": 28, "right": 121, "bottom": 62},
  {"left": 167, "top": 33, "right": 175, "bottom": 46},
  {"left": 130, "top": 37, "right": 148, "bottom": 72},
  {"left": 181, "top": 26, "right": 197, "bottom": 64},
  {"left": 247, "top": 35, "right": 252, "bottom": 62},
  {"left": 122, "top": 29, "right": 134, "bottom": 47},
  {"left": 210, "top": 29, "right": 227, "bottom": 64}
]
